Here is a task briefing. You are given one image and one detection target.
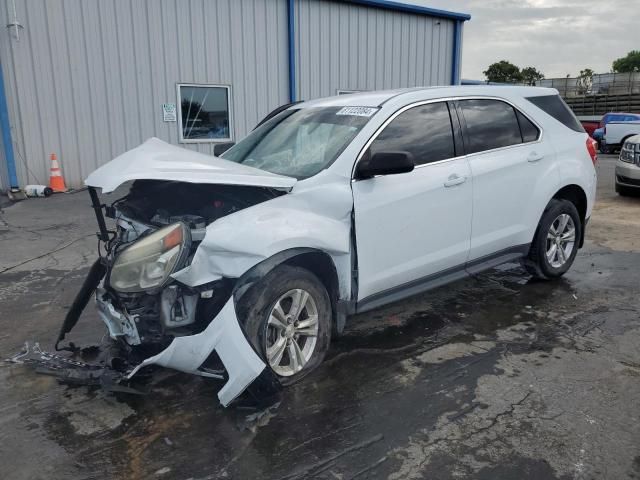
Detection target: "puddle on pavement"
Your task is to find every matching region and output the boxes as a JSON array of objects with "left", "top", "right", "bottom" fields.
[
  {"left": 5, "top": 257, "right": 624, "bottom": 480},
  {"left": 334, "top": 264, "right": 577, "bottom": 358}
]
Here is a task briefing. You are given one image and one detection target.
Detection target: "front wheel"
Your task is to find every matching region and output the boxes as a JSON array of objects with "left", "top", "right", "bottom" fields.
[
  {"left": 237, "top": 264, "right": 332, "bottom": 385},
  {"left": 524, "top": 199, "right": 582, "bottom": 280}
]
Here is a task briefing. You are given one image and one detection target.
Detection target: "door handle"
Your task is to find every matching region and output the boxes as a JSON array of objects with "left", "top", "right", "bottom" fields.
[
  {"left": 527, "top": 151, "right": 544, "bottom": 163},
  {"left": 444, "top": 174, "right": 467, "bottom": 188}
]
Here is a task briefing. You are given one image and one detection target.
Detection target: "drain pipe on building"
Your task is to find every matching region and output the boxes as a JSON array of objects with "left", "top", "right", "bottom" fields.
[{"left": 0, "top": 60, "right": 21, "bottom": 198}]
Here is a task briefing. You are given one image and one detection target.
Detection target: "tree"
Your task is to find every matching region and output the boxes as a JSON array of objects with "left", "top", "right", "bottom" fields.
[
  {"left": 483, "top": 60, "right": 522, "bottom": 83},
  {"left": 612, "top": 50, "right": 640, "bottom": 73},
  {"left": 520, "top": 66, "right": 544, "bottom": 86},
  {"left": 576, "top": 68, "right": 594, "bottom": 94}
]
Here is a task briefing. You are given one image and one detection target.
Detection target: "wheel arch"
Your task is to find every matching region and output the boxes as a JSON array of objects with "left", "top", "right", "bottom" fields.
[
  {"left": 621, "top": 135, "right": 636, "bottom": 146},
  {"left": 551, "top": 184, "right": 588, "bottom": 247},
  {"left": 233, "top": 247, "right": 345, "bottom": 335}
]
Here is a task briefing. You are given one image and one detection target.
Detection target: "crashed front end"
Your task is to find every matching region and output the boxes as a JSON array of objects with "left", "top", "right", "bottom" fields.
[
  {"left": 54, "top": 139, "right": 302, "bottom": 406},
  {"left": 64, "top": 185, "right": 278, "bottom": 405}
]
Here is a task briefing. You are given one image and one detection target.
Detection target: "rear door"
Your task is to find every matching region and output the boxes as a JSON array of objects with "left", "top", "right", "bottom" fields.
[
  {"left": 352, "top": 101, "right": 472, "bottom": 303},
  {"left": 456, "top": 98, "right": 558, "bottom": 263}
]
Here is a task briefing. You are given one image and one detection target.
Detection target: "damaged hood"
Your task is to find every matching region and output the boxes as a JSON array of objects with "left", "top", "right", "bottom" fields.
[{"left": 85, "top": 137, "right": 297, "bottom": 193}]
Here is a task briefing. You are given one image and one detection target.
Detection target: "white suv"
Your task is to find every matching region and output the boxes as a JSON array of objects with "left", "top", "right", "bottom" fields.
[
  {"left": 64, "top": 86, "right": 597, "bottom": 406},
  {"left": 616, "top": 134, "right": 640, "bottom": 195}
]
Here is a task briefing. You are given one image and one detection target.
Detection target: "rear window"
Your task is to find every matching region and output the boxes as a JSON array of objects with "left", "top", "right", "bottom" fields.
[
  {"left": 525, "top": 95, "right": 584, "bottom": 133},
  {"left": 458, "top": 99, "right": 523, "bottom": 154}
]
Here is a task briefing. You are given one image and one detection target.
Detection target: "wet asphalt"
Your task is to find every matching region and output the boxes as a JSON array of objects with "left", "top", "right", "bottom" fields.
[{"left": 1, "top": 155, "right": 639, "bottom": 480}]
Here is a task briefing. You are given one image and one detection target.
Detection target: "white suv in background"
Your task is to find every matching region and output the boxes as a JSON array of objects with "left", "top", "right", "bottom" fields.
[
  {"left": 68, "top": 86, "right": 597, "bottom": 406},
  {"left": 616, "top": 134, "right": 640, "bottom": 196}
]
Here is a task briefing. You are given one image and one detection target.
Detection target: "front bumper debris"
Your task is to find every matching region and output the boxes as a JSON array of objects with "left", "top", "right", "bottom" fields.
[
  {"left": 56, "top": 274, "right": 280, "bottom": 406},
  {"left": 95, "top": 288, "right": 141, "bottom": 345},
  {"left": 6, "top": 342, "right": 145, "bottom": 395},
  {"left": 125, "top": 297, "right": 271, "bottom": 406}
]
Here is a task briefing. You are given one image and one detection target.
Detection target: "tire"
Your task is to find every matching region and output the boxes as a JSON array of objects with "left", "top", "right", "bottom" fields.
[
  {"left": 524, "top": 199, "right": 582, "bottom": 280},
  {"left": 599, "top": 143, "right": 612, "bottom": 154},
  {"left": 616, "top": 183, "right": 637, "bottom": 197},
  {"left": 237, "top": 264, "right": 332, "bottom": 385}
]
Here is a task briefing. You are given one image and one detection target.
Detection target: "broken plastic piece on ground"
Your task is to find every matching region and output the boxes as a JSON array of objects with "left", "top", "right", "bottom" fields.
[
  {"left": 5, "top": 342, "right": 147, "bottom": 395},
  {"left": 239, "top": 401, "right": 281, "bottom": 433},
  {"left": 7, "top": 341, "right": 281, "bottom": 405}
]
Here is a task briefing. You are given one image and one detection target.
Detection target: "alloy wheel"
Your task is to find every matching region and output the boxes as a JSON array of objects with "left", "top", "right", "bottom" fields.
[
  {"left": 545, "top": 213, "right": 576, "bottom": 268},
  {"left": 264, "top": 288, "right": 319, "bottom": 377}
]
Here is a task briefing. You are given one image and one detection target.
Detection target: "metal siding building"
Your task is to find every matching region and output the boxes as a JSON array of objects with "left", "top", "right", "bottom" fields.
[
  {"left": 0, "top": 0, "right": 468, "bottom": 190},
  {"left": 294, "top": 0, "right": 458, "bottom": 100}
]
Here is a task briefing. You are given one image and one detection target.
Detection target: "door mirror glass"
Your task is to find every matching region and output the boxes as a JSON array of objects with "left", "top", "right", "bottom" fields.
[
  {"left": 356, "top": 150, "right": 414, "bottom": 179},
  {"left": 214, "top": 142, "right": 235, "bottom": 156}
]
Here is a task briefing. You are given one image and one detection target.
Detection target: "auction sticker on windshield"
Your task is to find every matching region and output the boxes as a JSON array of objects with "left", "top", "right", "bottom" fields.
[{"left": 336, "top": 106, "right": 378, "bottom": 117}]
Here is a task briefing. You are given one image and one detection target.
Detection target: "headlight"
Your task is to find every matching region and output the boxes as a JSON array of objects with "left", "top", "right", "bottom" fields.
[
  {"left": 109, "top": 223, "right": 191, "bottom": 293},
  {"left": 620, "top": 141, "right": 640, "bottom": 164}
]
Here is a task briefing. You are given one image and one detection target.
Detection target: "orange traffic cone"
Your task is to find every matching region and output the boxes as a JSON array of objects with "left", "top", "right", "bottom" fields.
[{"left": 49, "top": 153, "right": 67, "bottom": 192}]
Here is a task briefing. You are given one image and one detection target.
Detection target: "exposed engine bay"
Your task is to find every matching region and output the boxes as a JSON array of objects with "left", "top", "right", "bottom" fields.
[
  {"left": 113, "top": 180, "right": 283, "bottom": 231},
  {"left": 95, "top": 180, "right": 284, "bottom": 349}
]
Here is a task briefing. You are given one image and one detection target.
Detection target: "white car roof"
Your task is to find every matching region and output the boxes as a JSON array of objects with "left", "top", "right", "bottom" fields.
[{"left": 297, "top": 85, "right": 558, "bottom": 108}]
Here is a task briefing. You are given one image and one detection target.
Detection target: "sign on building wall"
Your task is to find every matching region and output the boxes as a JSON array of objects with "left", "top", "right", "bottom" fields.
[{"left": 162, "top": 103, "right": 177, "bottom": 122}]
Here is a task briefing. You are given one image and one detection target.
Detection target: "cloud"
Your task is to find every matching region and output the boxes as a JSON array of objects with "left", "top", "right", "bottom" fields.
[{"left": 407, "top": 0, "right": 639, "bottom": 79}]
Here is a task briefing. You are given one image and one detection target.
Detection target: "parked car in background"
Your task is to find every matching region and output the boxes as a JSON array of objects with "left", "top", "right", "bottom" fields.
[
  {"left": 580, "top": 120, "right": 599, "bottom": 138},
  {"left": 595, "top": 112, "right": 640, "bottom": 153},
  {"left": 604, "top": 122, "right": 640, "bottom": 154},
  {"left": 61, "top": 86, "right": 596, "bottom": 406},
  {"left": 616, "top": 134, "right": 640, "bottom": 196},
  {"left": 592, "top": 127, "right": 604, "bottom": 144}
]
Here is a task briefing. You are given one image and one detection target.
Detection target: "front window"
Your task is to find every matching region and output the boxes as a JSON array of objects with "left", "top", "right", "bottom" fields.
[
  {"left": 222, "top": 106, "right": 376, "bottom": 179},
  {"left": 368, "top": 102, "right": 456, "bottom": 165}
]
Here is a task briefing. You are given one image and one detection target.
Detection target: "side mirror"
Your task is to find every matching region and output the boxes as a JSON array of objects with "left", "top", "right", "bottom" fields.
[
  {"left": 355, "top": 150, "right": 415, "bottom": 179},
  {"left": 214, "top": 142, "right": 235, "bottom": 156}
]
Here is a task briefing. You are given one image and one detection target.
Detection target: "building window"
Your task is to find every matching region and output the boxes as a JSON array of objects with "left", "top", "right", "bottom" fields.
[{"left": 177, "top": 84, "right": 232, "bottom": 143}]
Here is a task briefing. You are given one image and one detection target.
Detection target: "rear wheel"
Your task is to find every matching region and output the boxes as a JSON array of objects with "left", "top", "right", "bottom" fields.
[
  {"left": 524, "top": 199, "right": 581, "bottom": 280},
  {"left": 237, "top": 265, "right": 331, "bottom": 385}
]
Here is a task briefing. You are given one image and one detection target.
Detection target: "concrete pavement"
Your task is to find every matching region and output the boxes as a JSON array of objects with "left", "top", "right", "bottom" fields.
[{"left": 1, "top": 155, "right": 639, "bottom": 480}]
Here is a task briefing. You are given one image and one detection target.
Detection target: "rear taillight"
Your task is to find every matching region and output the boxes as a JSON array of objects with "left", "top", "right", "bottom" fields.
[{"left": 586, "top": 137, "right": 598, "bottom": 165}]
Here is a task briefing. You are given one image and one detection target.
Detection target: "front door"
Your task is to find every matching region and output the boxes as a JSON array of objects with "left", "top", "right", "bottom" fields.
[{"left": 352, "top": 101, "right": 473, "bottom": 303}]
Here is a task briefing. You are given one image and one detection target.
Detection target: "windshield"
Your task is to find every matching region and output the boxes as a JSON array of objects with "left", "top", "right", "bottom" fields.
[{"left": 221, "top": 106, "right": 376, "bottom": 179}]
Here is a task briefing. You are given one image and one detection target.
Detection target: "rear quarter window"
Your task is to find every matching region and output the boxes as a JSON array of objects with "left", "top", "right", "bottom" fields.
[
  {"left": 515, "top": 110, "right": 540, "bottom": 142},
  {"left": 525, "top": 95, "right": 585, "bottom": 133},
  {"left": 458, "top": 99, "right": 523, "bottom": 154}
]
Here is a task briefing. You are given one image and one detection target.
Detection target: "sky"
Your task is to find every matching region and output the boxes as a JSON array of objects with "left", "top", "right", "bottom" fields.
[{"left": 409, "top": 0, "right": 640, "bottom": 80}]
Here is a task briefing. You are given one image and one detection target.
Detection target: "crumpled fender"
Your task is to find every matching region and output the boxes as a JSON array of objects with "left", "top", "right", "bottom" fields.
[{"left": 171, "top": 176, "right": 354, "bottom": 298}]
